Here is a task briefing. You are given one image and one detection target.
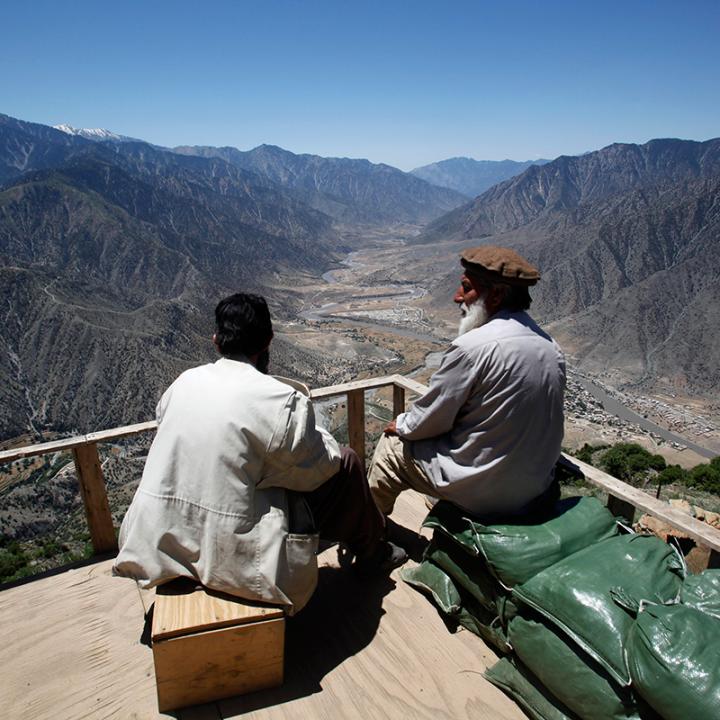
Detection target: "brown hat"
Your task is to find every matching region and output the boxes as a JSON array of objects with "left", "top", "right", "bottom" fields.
[{"left": 460, "top": 246, "right": 540, "bottom": 286}]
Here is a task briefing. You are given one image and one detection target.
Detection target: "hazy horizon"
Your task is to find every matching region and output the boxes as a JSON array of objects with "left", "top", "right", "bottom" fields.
[{"left": 3, "top": 0, "right": 719, "bottom": 171}]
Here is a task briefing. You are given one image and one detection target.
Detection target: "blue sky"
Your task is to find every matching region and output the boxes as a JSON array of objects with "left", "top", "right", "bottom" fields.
[{"left": 3, "top": 0, "right": 718, "bottom": 170}]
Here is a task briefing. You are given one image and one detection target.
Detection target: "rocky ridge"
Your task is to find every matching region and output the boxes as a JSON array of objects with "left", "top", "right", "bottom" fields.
[
  {"left": 414, "top": 138, "right": 720, "bottom": 398},
  {"left": 0, "top": 115, "right": 342, "bottom": 439},
  {"left": 172, "top": 143, "right": 467, "bottom": 224}
]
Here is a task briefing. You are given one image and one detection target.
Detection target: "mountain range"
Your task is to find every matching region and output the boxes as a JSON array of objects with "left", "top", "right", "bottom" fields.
[
  {"left": 46, "top": 121, "right": 468, "bottom": 225},
  {"left": 414, "top": 138, "right": 720, "bottom": 397},
  {"left": 2, "top": 111, "right": 720, "bottom": 439},
  {"left": 172, "top": 143, "right": 467, "bottom": 224},
  {"left": 410, "top": 156, "right": 550, "bottom": 198},
  {"left": 0, "top": 113, "right": 471, "bottom": 440},
  {"left": 53, "top": 124, "right": 142, "bottom": 143},
  {"left": 0, "top": 114, "right": 351, "bottom": 438}
]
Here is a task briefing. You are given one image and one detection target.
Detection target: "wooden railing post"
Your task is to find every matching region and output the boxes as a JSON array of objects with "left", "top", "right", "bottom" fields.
[
  {"left": 72, "top": 443, "right": 118, "bottom": 554},
  {"left": 392, "top": 384, "right": 405, "bottom": 419},
  {"left": 347, "top": 389, "right": 365, "bottom": 470},
  {"left": 607, "top": 494, "right": 636, "bottom": 524}
]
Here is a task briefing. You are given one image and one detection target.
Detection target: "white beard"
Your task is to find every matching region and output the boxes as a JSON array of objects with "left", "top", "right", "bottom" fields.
[{"left": 458, "top": 300, "right": 489, "bottom": 336}]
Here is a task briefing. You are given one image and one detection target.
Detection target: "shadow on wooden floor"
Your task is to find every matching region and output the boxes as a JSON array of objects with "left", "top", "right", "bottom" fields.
[{"left": 220, "top": 563, "right": 396, "bottom": 715}]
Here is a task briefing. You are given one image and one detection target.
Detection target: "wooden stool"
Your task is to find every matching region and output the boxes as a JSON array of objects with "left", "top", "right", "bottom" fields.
[{"left": 151, "top": 579, "right": 285, "bottom": 712}]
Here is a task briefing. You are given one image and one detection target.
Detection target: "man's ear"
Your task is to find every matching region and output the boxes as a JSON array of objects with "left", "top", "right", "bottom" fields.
[{"left": 212, "top": 333, "right": 220, "bottom": 352}]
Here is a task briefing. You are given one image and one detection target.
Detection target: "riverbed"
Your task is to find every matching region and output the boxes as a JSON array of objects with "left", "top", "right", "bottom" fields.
[{"left": 308, "top": 245, "right": 718, "bottom": 459}]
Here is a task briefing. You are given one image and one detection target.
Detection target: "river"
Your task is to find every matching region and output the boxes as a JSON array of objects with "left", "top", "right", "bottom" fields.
[{"left": 574, "top": 378, "right": 717, "bottom": 459}]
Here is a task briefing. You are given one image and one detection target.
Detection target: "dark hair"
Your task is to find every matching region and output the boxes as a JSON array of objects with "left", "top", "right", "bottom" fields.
[
  {"left": 214, "top": 293, "right": 273, "bottom": 357},
  {"left": 498, "top": 284, "right": 532, "bottom": 311}
]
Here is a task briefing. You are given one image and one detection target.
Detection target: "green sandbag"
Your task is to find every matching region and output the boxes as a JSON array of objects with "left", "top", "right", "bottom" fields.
[
  {"left": 485, "top": 657, "right": 578, "bottom": 720},
  {"left": 512, "top": 534, "right": 684, "bottom": 686},
  {"left": 424, "top": 496, "right": 619, "bottom": 588},
  {"left": 422, "top": 500, "right": 484, "bottom": 556},
  {"left": 454, "top": 585, "right": 511, "bottom": 653},
  {"left": 508, "top": 613, "right": 660, "bottom": 720},
  {"left": 626, "top": 603, "right": 720, "bottom": 720},
  {"left": 400, "top": 560, "right": 462, "bottom": 616},
  {"left": 401, "top": 561, "right": 510, "bottom": 653},
  {"left": 680, "top": 569, "right": 720, "bottom": 619},
  {"left": 425, "top": 531, "right": 503, "bottom": 613}
]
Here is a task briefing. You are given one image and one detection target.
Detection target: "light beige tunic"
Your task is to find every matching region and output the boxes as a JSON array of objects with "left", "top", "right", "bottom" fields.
[{"left": 112, "top": 357, "right": 340, "bottom": 614}]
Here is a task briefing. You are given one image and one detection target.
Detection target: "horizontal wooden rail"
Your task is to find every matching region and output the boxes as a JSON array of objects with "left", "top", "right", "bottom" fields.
[
  {"left": 309, "top": 374, "right": 429, "bottom": 469},
  {"left": 0, "top": 376, "right": 427, "bottom": 555},
  {"left": 0, "top": 421, "right": 158, "bottom": 463},
  {"left": 568, "top": 455, "right": 720, "bottom": 565},
  {"left": 2, "top": 373, "right": 719, "bottom": 568}
]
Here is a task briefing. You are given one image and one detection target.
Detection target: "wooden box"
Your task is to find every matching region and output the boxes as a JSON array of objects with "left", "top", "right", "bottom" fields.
[{"left": 151, "top": 580, "right": 285, "bottom": 712}]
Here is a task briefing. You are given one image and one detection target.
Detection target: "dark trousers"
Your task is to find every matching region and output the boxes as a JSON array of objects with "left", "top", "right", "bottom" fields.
[{"left": 293, "top": 447, "right": 385, "bottom": 560}]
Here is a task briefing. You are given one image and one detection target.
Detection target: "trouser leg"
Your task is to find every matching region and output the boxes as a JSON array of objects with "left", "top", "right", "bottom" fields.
[
  {"left": 367, "top": 433, "right": 440, "bottom": 515},
  {"left": 303, "top": 447, "right": 384, "bottom": 560}
]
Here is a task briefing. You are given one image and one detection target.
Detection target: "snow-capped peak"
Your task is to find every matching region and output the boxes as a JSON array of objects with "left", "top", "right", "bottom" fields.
[{"left": 53, "top": 123, "right": 137, "bottom": 143}]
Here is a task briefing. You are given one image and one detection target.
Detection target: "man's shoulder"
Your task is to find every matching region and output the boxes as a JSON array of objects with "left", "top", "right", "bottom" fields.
[
  {"left": 171, "top": 359, "right": 295, "bottom": 396},
  {"left": 458, "top": 312, "right": 555, "bottom": 345},
  {"left": 169, "top": 359, "right": 314, "bottom": 408},
  {"left": 170, "top": 361, "right": 216, "bottom": 386},
  {"left": 450, "top": 312, "right": 563, "bottom": 363}
]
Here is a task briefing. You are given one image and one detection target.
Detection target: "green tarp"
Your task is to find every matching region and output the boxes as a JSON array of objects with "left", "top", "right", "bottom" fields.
[
  {"left": 400, "top": 560, "right": 510, "bottom": 652},
  {"left": 680, "top": 569, "right": 720, "bottom": 619},
  {"left": 508, "top": 612, "right": 659, "bottom": 720},
  {"left": 401, "top": 496, "right": 719, "bottom": 720},
  {"left": 626, "top": 603, "right": 720, "bottom": 720},
  {"left": 403, "top": 495, "right": 624, "bottom": 662},
  {"left": 424, "top": 530, "right": 504, "bottom": 613},
  {"left": 485, "top": 657, "right": 578, "bottom": 720},
  {"left": 400, "top": 558, "right": 462, "bottom": 616},
  {"left": 512, "top": 534, "right": 684, "bottom": 686},
  {"left": 424, "top": 496, "right": 618, "bottom": 588}
]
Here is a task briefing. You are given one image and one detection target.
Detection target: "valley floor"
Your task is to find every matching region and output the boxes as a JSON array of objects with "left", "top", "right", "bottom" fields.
[{"left": 281, "top": 232, "right": 720, "bottom": 466}]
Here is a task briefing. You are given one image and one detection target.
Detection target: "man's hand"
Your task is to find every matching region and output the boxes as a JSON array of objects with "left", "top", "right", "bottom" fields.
[{"left": 384, "top": 419, "right": 398, "bottom": 436}]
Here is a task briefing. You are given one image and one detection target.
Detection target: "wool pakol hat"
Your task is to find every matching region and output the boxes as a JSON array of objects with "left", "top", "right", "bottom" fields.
[{"left": 460, "top": 246, "right": 540, "bottom": 286}]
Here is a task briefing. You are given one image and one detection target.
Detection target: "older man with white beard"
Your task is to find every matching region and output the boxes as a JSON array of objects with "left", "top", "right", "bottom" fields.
[{"left": 367, "top": 246, "right": 566, "bottom": 519}]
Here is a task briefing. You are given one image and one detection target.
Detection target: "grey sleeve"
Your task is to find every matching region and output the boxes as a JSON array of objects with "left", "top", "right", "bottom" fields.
[{"left": 396, "top": 344, "right": 478, "bottom": 440}]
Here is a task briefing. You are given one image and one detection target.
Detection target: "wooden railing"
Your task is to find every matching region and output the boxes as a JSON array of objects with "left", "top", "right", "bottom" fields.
[
  {"left": 0, "top": 375, "right": 425, "bottom": 556},
  {"left": 1, "top": 373, "right": 718, "bottom": 569}
]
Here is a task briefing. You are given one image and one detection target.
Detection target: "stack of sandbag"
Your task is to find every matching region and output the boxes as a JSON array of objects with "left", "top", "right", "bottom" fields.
[
  {"left": 624, "top": 569, "right": 720, "bottom": 720},
  {"left": 402, "top": 498, "right": 691, "bottom": 720},
  {"left": 505, "top": 533, "right": 683, "bottom": 719},
  {"left": 401, "top": 495, "right": 619, "bottom": 653}
]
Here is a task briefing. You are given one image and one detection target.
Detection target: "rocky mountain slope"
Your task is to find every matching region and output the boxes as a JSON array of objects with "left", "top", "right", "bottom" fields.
[
  {"left": 415, "top": 138, "right": 720, "bottom": 396},
  {"left": 0, "top": 114, "right": 91, "bottom": 185},
  {"left": 0, "top": 115, "right": 341, "bottom": 439},
  {"left": 410, "top": 156, "right": 549, "bottom": 197},
  {"left": 173, "top": 143, "right": 467, "bottom": 224}
]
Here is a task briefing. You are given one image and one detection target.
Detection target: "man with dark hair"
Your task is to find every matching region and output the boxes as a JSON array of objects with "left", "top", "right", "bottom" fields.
[
  {"left": 114, "top": 293, "right": 406, "bottom": 614},
  {"left": 368, "top": 246, "right": 566, "bottom": 519}
]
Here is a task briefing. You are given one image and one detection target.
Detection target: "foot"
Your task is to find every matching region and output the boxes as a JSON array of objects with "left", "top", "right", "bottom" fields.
[{"left": 353, "top": 540, "right": 408, "bottom": 576}]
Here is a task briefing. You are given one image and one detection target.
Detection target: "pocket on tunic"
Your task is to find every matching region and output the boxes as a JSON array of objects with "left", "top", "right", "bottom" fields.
[{"left": 282, "top": 533, "right": 319, "bottom": 612}]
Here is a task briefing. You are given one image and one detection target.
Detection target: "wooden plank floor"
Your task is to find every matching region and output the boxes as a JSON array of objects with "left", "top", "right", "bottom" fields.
[{"left": 1, "top": 491, "right": 525, "bottom": 720}]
